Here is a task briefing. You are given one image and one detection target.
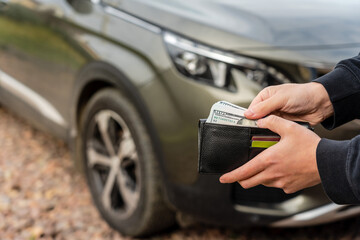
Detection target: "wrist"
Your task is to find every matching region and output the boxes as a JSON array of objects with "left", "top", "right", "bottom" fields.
[
  {"left": 312, "top": 136, "right": 322, "bottom": 185},
  {"left": 309, "top": 82, "right": 334, "bottom": 121}
]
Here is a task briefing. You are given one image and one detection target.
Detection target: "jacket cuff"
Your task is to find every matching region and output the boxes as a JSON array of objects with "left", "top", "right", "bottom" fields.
[
  {"left": 316, "top": 138, "right": 358, "bottom": 204},
  {"left": 314, "top": 65, "right": 360, "bottom": 129}
]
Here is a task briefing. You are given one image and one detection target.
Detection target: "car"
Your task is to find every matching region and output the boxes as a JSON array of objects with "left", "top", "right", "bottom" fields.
[{"left": 1, "top": 0, "right": 360, "bottom": 237}]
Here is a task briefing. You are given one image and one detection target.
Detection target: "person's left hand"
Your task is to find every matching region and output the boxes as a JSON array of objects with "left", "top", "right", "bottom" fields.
[{"left": 219, "top": 115, "right": 322, "bottom": 193}]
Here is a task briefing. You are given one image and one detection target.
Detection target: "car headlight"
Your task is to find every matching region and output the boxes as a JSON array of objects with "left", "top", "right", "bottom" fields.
[{"left": 163, "top": 32, "right": 290, "bottom": 92}]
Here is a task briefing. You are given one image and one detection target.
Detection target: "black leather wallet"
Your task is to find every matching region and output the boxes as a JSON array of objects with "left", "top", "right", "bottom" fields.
[{"left": 198, "top": 119, "right": 311, "bottom": 174}]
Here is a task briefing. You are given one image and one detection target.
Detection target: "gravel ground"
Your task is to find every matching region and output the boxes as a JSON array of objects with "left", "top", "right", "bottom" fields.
[{"left": 1, "top": 106, "right": 360, "bottom": 240}]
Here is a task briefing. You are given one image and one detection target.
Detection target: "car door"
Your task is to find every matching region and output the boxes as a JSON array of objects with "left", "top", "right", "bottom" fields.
[{"left": 0, "top": 0, "right": 101, "bottom": 139}]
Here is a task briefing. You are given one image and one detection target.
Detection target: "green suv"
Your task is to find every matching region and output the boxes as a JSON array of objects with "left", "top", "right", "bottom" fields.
[{"left": 1, "top": 0, "right": 360, "bottom": 237}]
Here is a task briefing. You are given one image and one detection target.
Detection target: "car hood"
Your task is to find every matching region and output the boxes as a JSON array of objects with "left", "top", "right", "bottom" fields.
[{"left": 119, "top": 0, "right": 360, "bottom": 50}]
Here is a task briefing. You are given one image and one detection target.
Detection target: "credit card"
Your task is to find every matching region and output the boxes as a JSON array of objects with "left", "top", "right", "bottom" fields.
[
  {"left": 252, "top": 136, "right": 280, "bottom": 142},
  {"left": 251, "top": 140, "right": 278, "bottom": 148}
]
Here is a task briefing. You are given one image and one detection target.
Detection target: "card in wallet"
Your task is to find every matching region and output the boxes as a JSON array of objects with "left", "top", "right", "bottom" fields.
[{"left": 198, "top": 119, "right": 312, "bottom": 174}]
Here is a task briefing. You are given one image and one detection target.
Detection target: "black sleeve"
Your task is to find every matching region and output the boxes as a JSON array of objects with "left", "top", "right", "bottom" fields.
[
  {"left": 313, "top": 54, "right": 360, "bottom": 204},
  {"left": 314, "top": 54, "right": 360, "bottom": 129},
  {"left": 316, "top": 137, "right": 360, "bottom": 204}
]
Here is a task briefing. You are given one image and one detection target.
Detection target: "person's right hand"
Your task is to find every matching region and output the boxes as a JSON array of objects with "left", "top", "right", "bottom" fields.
[{"left": 244, "top": 82, "right": 334, "bottom": 125}]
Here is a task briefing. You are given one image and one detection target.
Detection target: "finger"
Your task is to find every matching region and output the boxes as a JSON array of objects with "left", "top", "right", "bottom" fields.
[
  {"left": 245, "top": 89, "right": 271, "bottom": 119},
  {"left": 248, "top": 96, "right": 285, "bottom": 119},
  {"left": 276, "top": 112, "right": 318, "bottom": 126},
  {"left": 219, "top": 150, "right": 269, "bottom": 183},
  {"left": 275, "top": 112, "right": 302, "bottom": 122},
  {"left": 257, "top": 115, "right": 297, "bottom": 136},
  {"left": 248, "top": 89, "right": 269, "bottom": 109},
  {"left": 245, "top": 87, "right": 285, "bottom": 119},
  {"left": 238, "top": 170, "right": 271, "bottom": 189}
]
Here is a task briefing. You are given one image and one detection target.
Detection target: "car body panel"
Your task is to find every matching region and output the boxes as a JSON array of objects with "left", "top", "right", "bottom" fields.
[
  {"left": 107, "top": 0, "right": 360, "bottom": 65},
  {"left": 112, "top": 0, "right": 360, "bottom": 49},
  {"left": 0, "top": 0, "right": 88, "bottom": 138},
  {"left": 0, "top": 0, "right": 165, "bottom": 135}
]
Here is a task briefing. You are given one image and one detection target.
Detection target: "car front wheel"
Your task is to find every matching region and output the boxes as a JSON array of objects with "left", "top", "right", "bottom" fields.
[{"left": 78, "top": 88, "right": 174, "bottom": 237}]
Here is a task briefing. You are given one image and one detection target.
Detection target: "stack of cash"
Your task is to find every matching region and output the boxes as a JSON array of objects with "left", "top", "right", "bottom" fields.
[{"left": 206, "top": 101, "right": 258, "bottom": 127}]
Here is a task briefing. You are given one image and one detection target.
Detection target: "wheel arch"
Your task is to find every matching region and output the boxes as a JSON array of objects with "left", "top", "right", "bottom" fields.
[{"left": 69, "top": 61, "right": 165, "bottom": 177}]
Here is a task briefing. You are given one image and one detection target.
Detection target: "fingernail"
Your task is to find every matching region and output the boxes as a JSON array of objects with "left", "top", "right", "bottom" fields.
[
  {"left": 219, "top": 176, "right": 226, "bottom": 183},
  {"left": 257, "top": 119, "right": 263, "bottom": 127},
  {"left": 245, "top": 108, "right": 255, "bottom": 117}
]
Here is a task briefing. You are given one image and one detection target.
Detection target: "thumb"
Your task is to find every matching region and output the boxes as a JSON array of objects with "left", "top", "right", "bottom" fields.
[
  {"left": 257, "top": 115, "right": 295, "bottom": 136},
  {"left": 246, "top": 96, "right": 284, "bottom": 119}
]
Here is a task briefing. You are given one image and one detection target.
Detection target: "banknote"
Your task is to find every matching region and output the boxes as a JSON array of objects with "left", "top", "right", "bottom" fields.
[
  {"left": 206, "top": 101, "right": 258, "bottom": 127},
  {"left": 208, "top": 101, "right": 246, "bottom": 119},
  {"left": 216, "top": 101, "right": 247, "bottom": 111}
]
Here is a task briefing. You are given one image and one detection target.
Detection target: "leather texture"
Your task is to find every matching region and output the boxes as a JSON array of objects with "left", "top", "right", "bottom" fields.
[
  {"left": 198, "top": 119, "right": 312, "bottom": 174},
  {"left": 198, "top": 119, "right": 279, "bottom": 174}
]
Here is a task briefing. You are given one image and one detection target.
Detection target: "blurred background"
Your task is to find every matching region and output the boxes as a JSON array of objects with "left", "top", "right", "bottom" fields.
[{"left": 1, "top": 0, "right": 360, "bottom": 239}]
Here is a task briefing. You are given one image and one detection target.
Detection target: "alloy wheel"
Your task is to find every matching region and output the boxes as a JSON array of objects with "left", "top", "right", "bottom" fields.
[{"left": 86, "top": 110, "right": 141, "bottom": 219}]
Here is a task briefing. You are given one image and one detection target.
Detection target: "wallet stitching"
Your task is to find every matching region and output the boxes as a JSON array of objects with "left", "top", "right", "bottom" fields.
[
  {"left": 205, "top": 122, "right": 258, "bottom": 131},
  {"left": 198, "top": 121, "right": 203, "bottom": 173},
  {"left": 199, "top": 122, "right": 206, "bottom": 173}
]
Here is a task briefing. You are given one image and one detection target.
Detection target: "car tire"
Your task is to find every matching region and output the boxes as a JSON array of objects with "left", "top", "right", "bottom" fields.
[{"left": 78, "top": 88, "right": 175, "bottom": 237}]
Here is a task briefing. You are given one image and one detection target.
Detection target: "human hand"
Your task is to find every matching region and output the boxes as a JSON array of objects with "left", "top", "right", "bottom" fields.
[
  {"left": 244, "top": 82, "right": 334, "bottom": 126},
  {"left": 219, "top": 115, "right": 321, "bottom": 193}
]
